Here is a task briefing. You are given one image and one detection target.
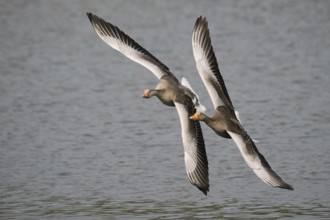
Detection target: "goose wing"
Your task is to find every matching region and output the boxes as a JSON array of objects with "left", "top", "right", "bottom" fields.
[
  {"left": 227, "top": 128, "right": 293, "bottom": 190},
  {"left": 87, "top": 12, "right": 178, "bottom": 81},
  {"left": 192, "top": 16, "right": 233, "bottom": 110},
  {"left": 181, "top": 77, "right": 206, "bottom": 113},
  {"left": 174, "top": 100, "right": 209, "bottom": 195}
]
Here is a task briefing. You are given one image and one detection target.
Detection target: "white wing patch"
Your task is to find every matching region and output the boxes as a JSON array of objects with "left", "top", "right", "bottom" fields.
[
  {"left": 227, "top": 131, "right": 291, "bottom": 189},
  {"left": 174, "top": 102, "right": 198, "bottom": 173},
  {"left": 175, "top": 101, "right": 209, "bottom": 193},
  {"left": 253, "top": 168, "right": 274, "bottom": 185},
  {"left": 184, "top": 151, "right": 197, "bottom": 173},
  {"left": 193, "top": 43, "right": 226, "bottom": 109},
  {"left": 227, "top": 130, "right": 273, "bottom": 183},
  {"left": 89, "top": 16, "right": 166, "bottom": 79},
  {"left": 181, "top": 77, "right": 206, "bottom": 113},
  {"left": 227, "top": 131, "right": 261, "bottom": 170}
]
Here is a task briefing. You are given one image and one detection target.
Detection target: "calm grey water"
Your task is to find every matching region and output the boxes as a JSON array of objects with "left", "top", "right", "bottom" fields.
[{"left": 1, "top": 0, "right": 330, "bottom": 219}]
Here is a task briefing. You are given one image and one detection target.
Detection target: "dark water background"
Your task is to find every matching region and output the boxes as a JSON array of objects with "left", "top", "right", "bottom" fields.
[{"left": 1, "top": 0, "right": 329, "bottom": 219}]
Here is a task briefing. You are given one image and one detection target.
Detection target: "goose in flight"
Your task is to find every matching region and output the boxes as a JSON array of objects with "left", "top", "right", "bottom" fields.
[
  {"left": 87, "top": 12, "right": 209, "bottom": 195},
  {"left": 190, "top": 16, "right": 293, "bottom": 190}
]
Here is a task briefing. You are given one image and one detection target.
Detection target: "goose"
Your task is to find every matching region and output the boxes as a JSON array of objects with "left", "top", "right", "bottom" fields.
[
  {"left": 87, "top": 12, "right": 209, "bottom": 195},
  {"left": 190, "top": 16, "right": 293, "bottom": 190}
]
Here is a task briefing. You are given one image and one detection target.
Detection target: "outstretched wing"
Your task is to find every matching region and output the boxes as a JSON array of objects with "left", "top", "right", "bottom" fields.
[
  {"left": 181, "top": 77, "right": 206, "bottom": 113},
  {"left": 87, "top": 12, "right": 178, "bottom": 81},
  {"left": 192, "top": 16, "right": 233, "bottom": 110},
  {"left": 227, "top": 129, "right": 293, "bottom": 190},
  {"left": 174, "top": 101, "right": 209, "bottom": 195}
]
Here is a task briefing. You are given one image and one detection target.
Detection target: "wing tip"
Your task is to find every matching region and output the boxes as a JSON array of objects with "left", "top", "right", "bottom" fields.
[
  {"left": 195, "top": 15, "right": 208, "bottom": 26},
  {"left": 187, "top": 173, "right": 209, "bottom": 195},
  {"left": 190, "top": 173, "right": 210, "bottom": 196},
  {"left": 199, "top": 186, "right": 209, "bottom": 195},
  {"left": 86, "top": 12, "right": 95, "bottom": 23},
  {"left": 278, "top": 183, "right": 294, "bottom": 190},
  {"left": 194, "top": 181, "right": 209, "bottom": 195},
  {"left": 261, "top": 176, "right": 294, "bottom": 190},
  {"left": 264, "top": 172, "right": 294, "bottom": 191},
  {"left": 193, "top": 15, "right": 208, "bottom": 35}
]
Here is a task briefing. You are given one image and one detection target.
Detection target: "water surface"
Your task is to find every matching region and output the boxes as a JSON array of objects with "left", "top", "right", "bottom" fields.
[{"left": 1, "top": 0, "right": 330, "bottom": 219}]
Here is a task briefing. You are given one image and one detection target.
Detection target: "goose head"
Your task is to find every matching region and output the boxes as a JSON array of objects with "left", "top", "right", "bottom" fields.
[{"left": 142, "top": 89, "right": 153, "bottom": 99}]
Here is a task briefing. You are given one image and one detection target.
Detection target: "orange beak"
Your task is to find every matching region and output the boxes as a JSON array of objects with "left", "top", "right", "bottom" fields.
[{"left": 190, "top": 113, "right": 199, "bottom": 120}]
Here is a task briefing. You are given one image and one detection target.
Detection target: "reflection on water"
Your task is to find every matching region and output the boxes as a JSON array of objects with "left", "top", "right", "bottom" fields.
[{"left": 1, "top": 0, "right": 330, "bottom": 219}]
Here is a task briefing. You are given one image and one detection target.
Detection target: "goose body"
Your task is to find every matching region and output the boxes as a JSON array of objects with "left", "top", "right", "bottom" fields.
[
  {"left": 190, "top": 16, "right": 293, "bottom": 190},
  {"left": 87, "top": 13, "right": 209, "bottom": 194}
]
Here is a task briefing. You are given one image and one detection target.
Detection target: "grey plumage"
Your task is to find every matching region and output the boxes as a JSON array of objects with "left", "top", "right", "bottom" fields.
[
  {"left": 191, "top": 16, "right": 293, "bottom": 190},
  {"left": 87, "top": 12, "right": 209, "bottom": 195}
]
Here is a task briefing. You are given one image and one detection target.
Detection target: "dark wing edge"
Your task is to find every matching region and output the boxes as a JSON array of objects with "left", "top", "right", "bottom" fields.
[
  {"left": 191, "top": 118, "right": 210, "bottom": 194},
  {"left": 87, "top": 12, "right": 178, "bottom": 81},
  {"left": 174, "top": 100, "right": 209, "bottom": 195},
  {"left": 228, "top": 129, "right": 294, "bottom": 190},
  {"left": 192, "top": 16, "right": 233, "bottom": 108}
]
